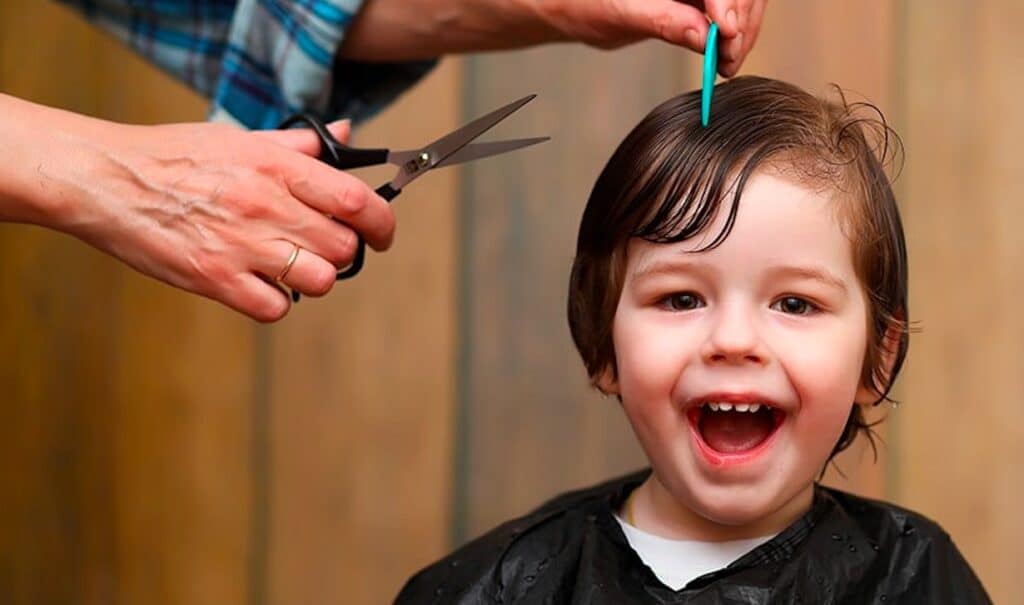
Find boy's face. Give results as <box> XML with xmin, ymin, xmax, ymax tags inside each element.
<box><xmin>604</xmin><ymin>170</ymin><xmax>876</xmax><ymax>537</ymax></box>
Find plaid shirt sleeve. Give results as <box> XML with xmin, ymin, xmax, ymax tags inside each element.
<box><xmin>56</xmin><ymin>0</ymin><xmax>436</xmax><ymax>129</ymax></box>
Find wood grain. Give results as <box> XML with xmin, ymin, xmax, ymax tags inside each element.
<box><xmin>0</xmin><ymin>3</ymin><xmax>249</xmax><ymax>605</ymax></box>
<box><xmin>263</xmin><ymin>60</ymin><xmax>461</xmax><ymax>604</ymax></box>
<box><xmin>897</xmin><ymin>2</ymin><xmax>1024</xmax><ymax>601</ymax></box>
<box><xmin>458</xmin><ymin>42</ymin><xmax>683</xmax><ymax>538</ymax></box>
<box><xmin>2</xmin><ymin>0</ymin><xmax>1020</xmax><ymax>602</ymax></box>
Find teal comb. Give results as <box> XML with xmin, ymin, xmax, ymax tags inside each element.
<box><xmin>701</xmin><ymin>22</ymin><xmax>719</xmax><ymax>128</ymax></box>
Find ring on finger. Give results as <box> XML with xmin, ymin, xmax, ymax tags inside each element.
<box><xmin>276</xmin><ymin>243</ymin><xmax>302</xmax><ymax>282</ymax></box>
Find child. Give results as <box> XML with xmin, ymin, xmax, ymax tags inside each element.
<box><xmin>394</xmin><ymin>76</ymin><xmax>991</xmax><ymax>604</ymax></box>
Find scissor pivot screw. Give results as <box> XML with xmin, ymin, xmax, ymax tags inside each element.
<box><xmin>417</xmin><ymin>152</ymin><xmax>431</xmax><ymax>167</ymax></box>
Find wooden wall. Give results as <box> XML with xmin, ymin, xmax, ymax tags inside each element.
<box><xmin>0</xmin><ymin>3</ymin><xmax>458</xmax><ymax>604</ymax></box>
<box><xmin>896</xmin><ymin>2</ymin><xmax>1024</xmax><ymax>600</ymax></box>
<box><xmin>1</xmin><ymin>1</ymin><xmax>1021</xmax><ymax>604</ymax></box>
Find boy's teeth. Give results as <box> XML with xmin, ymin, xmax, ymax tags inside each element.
<box><xmin>703</xmin><ymin>402</ymin><xmax>768</xmax><ymax>413</ymax></box>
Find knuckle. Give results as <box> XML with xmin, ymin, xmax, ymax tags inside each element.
<box><xmin>329</xmin><ymin>226</ymin><xmax>359</xmax><ymax>264</ymax></box>
<box><xmin>653</xmin><ymin>11</ymin><xmax>676</xmax><ymax>42</ymax></box>
<box><xmin>323</xmin><ymin>225</ymin><xmax>360</xmax><ymax>266</ymax></box>
<box><xmin>191</xmin><ymin>254</ymin><xmax>231</xmax><ymax>285</ymax></box>
<box><xmin>335</xmin><ymin>182</ymin><xmax>368</xmax><ymax>217</ymax></box>
<box><xmin>308</xmin><ymin>263</ymin><xmax>336</xmax><ymax>297</ymax></box>
<box><xmin>252</xmin><ymin>292</ymin><xmax>289</xmax><ymax>323</ymax></box>
<box><xmin>378</xmin><ymin>207</ymin><xmax>397</xmax><ymax>246</ymax></box>
<box><xmin>228</xmin><ymin>189</ymin><xmax>273</xmax><ymax>220</ymax></box>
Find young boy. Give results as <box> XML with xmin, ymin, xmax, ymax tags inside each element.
<box><xmin>394</xmin><ymin>76</ymin><xmax>991</xmax><ymax>604</ymax></box>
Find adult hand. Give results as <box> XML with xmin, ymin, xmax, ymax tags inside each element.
<box><xmin>340</xmin><ymin>0</ymin><xmax>766</xmax><ymax>76</ymax></box>
<box><xmin>0</xmin><ymin>94</ymin><xmax>395</xmax><ymax>322</ymax></box>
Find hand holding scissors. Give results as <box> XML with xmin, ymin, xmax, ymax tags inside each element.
<box><xmin>278</xmin><ymin>95</ymin><xmax>548</xmax><ymax>301</ymax></box>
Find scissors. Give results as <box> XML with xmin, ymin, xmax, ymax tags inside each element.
<box><xmin>278</xmin><ymin>94</ymin><xmax>548</xmax><ymax>301</ymax></box>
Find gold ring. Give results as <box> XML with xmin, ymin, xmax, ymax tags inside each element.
<box><xmin>276</xmin><ymin>243</ymin><xmax>301</xmax><ymax>282</ymax></box>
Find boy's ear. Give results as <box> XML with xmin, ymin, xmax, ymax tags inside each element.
<box><xmin>854</xmin><ymin>317</ymin><xmax>903</xmax><ymax>406</ymax></box>
<box><xmin>594</xmin><ymin>365</ymin><xmax>620</xmax><ymax>396</ymax></box>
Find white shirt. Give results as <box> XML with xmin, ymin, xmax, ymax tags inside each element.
<box><xmin>614</xmin><ymin>515</ymin><xmax>774</xmax><ymax>590</ymax></box>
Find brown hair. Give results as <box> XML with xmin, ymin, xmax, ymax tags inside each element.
<box><xmin>567</xmin><ymin>76</ymin><xmax>908</xmax><ymax>462</ymax></box>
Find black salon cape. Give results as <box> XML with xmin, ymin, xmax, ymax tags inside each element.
<box><xmin>394</xmin><ymin>470</ymin><xmax>990</xmax><ymax>604</ymax></box>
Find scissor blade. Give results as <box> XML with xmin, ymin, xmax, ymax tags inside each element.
<box><xmin>391</xmin><ymin>94</ymin><xmax>537</xmax><ymax>189</ymax></box>
<box><xmin>435</xmin><ymin>137</ymin><xmax>550</xmax><ymax>168</ymax></box>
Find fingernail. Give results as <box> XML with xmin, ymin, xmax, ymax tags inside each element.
<box><xmin>726</xmin><ymin>9</ymin><xmax>738</xmax><ymax>32</ymax></box>
<box><xmin>683</xmin><ymin>29</ymin><xmax>701</xmax><ymax>49</ymax></box>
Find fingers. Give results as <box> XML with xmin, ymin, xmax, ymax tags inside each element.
<box><xmin>252</xmin><ymin>122</ymin><xmax>395</xmax><ymax>252</ymax></box>
<box><xmin>742</xmin><ymin>0</ymin><xmax>767</xmax><ymax>61</ymax></box>
<box><xmin>706</xmin><ymin>0</ymin><xmax>765</xmax><ymax>76</ymax></box>
<box><xmin>219</xmin><ymin>272</ymin><xmax>292</xmax><ymax>323</ymax></box>
<box><xmin>255</xmin><ymin>119</ymin><xmax>352</xmax><ymax>155</ymax></box>
<box><xmin>620</xmin><ymin>0</ymin><xmax>762</xmax><ymax>73</ymax></box>
<box><xmin>284</xmin><ymin>158</ymin><xmax>396</xmax><ymax>252</ymax></box>
<box><xmin>214</xmin><ymin>239</ymin><xmax>344</xmax><ymax>323</ymax></box>
<box><xmin>616</xmin><ymin>1</ymin><xmax>711</xmax><ymax>53</ymax></box>
<box><xmin>254</xmin><ymin>239</ymin><xmax>341</xmax><ymax>298</ymax></box>
<box><xmin>703</xmin><ymin>0</ymin><xmax>739</xmax><ymax>38</ymax></box>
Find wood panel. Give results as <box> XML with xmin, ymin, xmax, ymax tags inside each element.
<box><xmin>2</xmin><ymin>3</ymin><xmax>459</xmax><ymax>605</ymax></box>
<box><xmin>897</xmin><ymin>2</ymin><xmax>1024</xmax><ymax>602</ymax></box>
<box><xmin>1</xmin><ymin>3</ymin><xmax>253</xmax><ymax>605</ymax></box>
<box><xmin>0</xmin><ymin>227</ymin><xmax>122</xmax><ymax>604</ymax></box>
<box><xmin>263</xmin><ymin>60</ymin><xmax>461</xmax><ymax>604</ymax></box>
<box><xmin>3</xmin><ymin>1</ymin><xmax>1020</xmax><ymax>603</ymax></box>
<box><xmin>458</xmin><ymin>42</ymin><xmax>683</xmax><ymax>538</ymax></box>
<box><xmin>1</xmin><ymin>3</ymin><xmax>460</xmax><ymax>605</ymax></box>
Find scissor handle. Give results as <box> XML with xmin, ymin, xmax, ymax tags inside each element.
<box><xmin>277</xmin><ymin>113</ymin><xmax>390</xmax><ymax>170</ymax></box>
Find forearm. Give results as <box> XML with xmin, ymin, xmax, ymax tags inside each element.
<box><xmin>338</xmin><ymin>0</ymin><xmax>554</xmax><ymax>61</ymax></box>
<box><xmin>337</xmin><ymin>0</ymin><xmax>763</xmax><ymax>77</ymax></box>
<box><xmin>0</xmin><ymin>94</ymin><xmax>108</xmax><ymax>232</ymax></box>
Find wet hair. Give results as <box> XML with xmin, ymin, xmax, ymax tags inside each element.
<box><xmin>567</xmin><ymin>76</ymin><xmax>908</xmax><ymax>462</ymax></box>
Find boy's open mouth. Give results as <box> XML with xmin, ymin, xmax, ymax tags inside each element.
<box><xmin>686</xmin><ymin>402</ymin><xmax>786</xmax><ymax>454</ymax></box>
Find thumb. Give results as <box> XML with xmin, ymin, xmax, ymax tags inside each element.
<box><xmin>617</xmin><ymin>1</ymin><xmax>710</xmax><ymax>53</ymax></box>
<box><xmin>253</xmin><ymin>119</ymin><xmax>352</xmax><ymax>156</ymax></box>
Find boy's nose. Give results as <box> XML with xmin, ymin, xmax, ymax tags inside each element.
<box><xmin>701</xmin><ymin>304</ymin><xmax>767</xmax><ymax>366</ymax></box>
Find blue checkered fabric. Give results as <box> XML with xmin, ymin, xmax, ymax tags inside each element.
<box><xmin>57</xmin><ymin>0</ymin><xmax>436</xmax><ymax>128</ymax></box>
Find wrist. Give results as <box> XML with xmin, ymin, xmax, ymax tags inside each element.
<box><xmin>0</xmin><ymin>94</ymin><xmax>115</xmax><ymax>235</ymax></box>
<box><xmin>0</xmin><ymin>95</ymin><xmax>80</xmax><ymax>229</ymax></box>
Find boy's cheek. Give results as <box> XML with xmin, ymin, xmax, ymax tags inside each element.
<box><xmin>782</xmin><ymin>347</ymin><xmax>864</xmax><ymax>415</ymax></box>
<box><xmin>615</xmin><ymin>331</ymin><xmax>693</xmax><ymax>396</ymax></box>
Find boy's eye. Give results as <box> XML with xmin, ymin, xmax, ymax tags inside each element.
<box><xmin>772</xmin><ymin>296</ymin><xmax>816</xmax><ymax>315</ymax></box>
<box><xmin>662</xmin><ymin>292</ymin><xmax>705</xmax><ymax>311</ymax></box>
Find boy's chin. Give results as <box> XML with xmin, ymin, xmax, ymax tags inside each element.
<box><xmin>679</xmin><ymin>482</ymin><xmax>814</xmax><ymax>538</ymax></box>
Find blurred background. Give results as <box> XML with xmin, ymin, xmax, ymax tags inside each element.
<box><xmin>1</xmin><ymin>1</ymin><xmax>1021</xmax><ymax>603</ymax></box>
